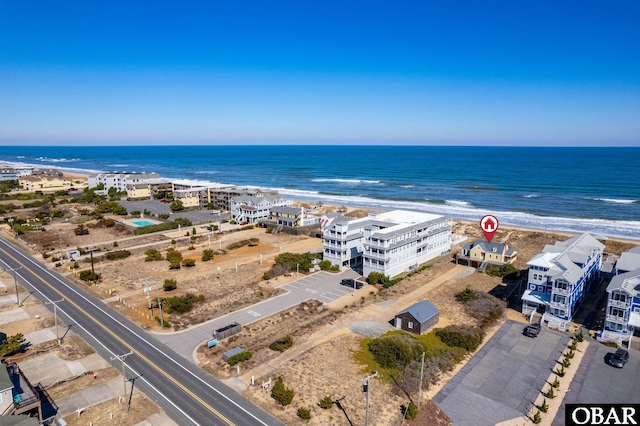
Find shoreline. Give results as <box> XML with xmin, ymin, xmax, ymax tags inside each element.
<box><xmin>3</xmin><ymin>161</ymin><xmax>640</xmax><ymax>244</ymax></box>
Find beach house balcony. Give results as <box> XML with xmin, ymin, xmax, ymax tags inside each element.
<box><xmin>606</xmin><ymin>314</ymin><xmax>628</xmax><ymax>324</ymax></box>
<box><xmin>552</xmin><ymin>287</ymin><xmax>570</xmax><ymax>296</ymax></box>
<box><xmin>607</xmin><ymin>298</ymin><xmax>631</xmax><ymax>309</ymax></box>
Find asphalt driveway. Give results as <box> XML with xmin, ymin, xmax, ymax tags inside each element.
<box><xmin>553</xmin><ymin>343</ymin><xmax>640</xmax><ymax>425</ymax></box>
<box><xmin>433</xmin><ymin>320</ymin><xmax>569</xmax><ymax>426</ymax></box>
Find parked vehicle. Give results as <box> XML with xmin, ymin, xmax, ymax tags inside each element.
<box><xmin>523</xmin><ymin>323</ymin><xmax>542</xmax><ymax>338</ymax></box>
<box><xmin>340</xmin><ymin>278</ymin><xmax>363</xmax><ymax>289</ymax></box>
<box><xmin>607</xmin><ymin>348</ymin><xmax>629</xmax><ymax>368</ymax></box>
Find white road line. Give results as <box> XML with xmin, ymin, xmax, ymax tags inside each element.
<box><xmin>0</xmin><ymin>239</ymin><xmax>272</xmax><ymax>426</ymax></box>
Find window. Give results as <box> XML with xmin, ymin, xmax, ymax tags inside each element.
<box><xmin>612</xmin><ymin>293</ymin><xmax>627</xmax><ymax>303</ymax></box>
<box><xmin>408</xmin><ymin>322</ymin><xmax>413</xmax><ymax>329</ymax></box>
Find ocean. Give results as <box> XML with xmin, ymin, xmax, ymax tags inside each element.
<box><xmin>1</xmin><ymin>145</ymin><xmax>639</xmax><ymax>240</ymax></box>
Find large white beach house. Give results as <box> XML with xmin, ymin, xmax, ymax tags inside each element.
<box><xmin>521</xmin><ymin>233</ymin><xmax>604</xmax><ymax>330</ymax></box>
<box><xmin>322</xmin><ymin>210</ymin><xmax>451</xmax><ymax>278</ymax></box>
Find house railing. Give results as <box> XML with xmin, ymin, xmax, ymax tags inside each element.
<box><xmin>553</xmin><ymin>287</ymin><xmax>570</xmax><ymax>296</ymax></box>
<box><xmin>608</xmin><ymin>299</ymin><xmax>631</xmax><ymax>309</ymax></box>
<box><xmin>606</xmin><ymin>314</ymin><xmax>628</xmax><ymax>324</ymax></box>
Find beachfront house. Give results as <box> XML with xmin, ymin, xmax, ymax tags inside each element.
<box><xmin>18</xmin><ymin>175</ymin><xmax>73</xmax><ymax>192</ymax></box>
<box><xmin>394</xmin><ymin>300</ymin><xmax>439</xmax><ymax>335</ymax></box>
<box><xmin>230</xmin><ymin>193</ymin><xmax>292</xmax><ymax>225</ymax></box>
<box><xmin>269</xmin><ymin>206</ymin><xmax>320</xmax><ymax>227</ymax></box>
<box><xmin>0</xmin><ymin>168</ymin><xmax>19</xmax><ymax>181</ymax></box>
<box><xmin>599</xmin><ymin>247</ymin><xmax>640</xmax><ymax>346</ymax></box>
<box><xmin>521</xmin><ymin>233</ymin><xmax>604</xmax><ymax>330</ymax></box>
<box><xmin>322</xmin><ymin>210</ymin><xmax>452</xmax><ymax>278</ymax></box>
<box><xmin>89</xmin><ymin>172</ymin><xmax>161</xmax><ymax>193</ymax></box>
<box><xmin>456</xmin><ymin>239</ymin><xmax>517</xmax><ymax>269</ymax></box>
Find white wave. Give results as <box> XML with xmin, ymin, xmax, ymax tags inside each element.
<box><xmin>107</xmin><ymin>164</ymin><xmax>130</xmax><ymax>168</ymax></box>
<box><xmin>523</xmin><ymin>194</ymin><xmax>539</xmax><ymax>198</ymax></box>
<box><xmin>400</xmin><ymin>185</ymin><xmax>414</xmax><ymax>188</ymax></box>
<box><xmin>590</xmin><ymin>198</ymin><xmax>637</xmax><ymax>204</ymax></box>
<box><xmin>445</xmin><ymin>200</ymin><xmax>473</xmax><ymax>207</ymax></box>
<box><xmin>276</xmin><ymin>190</ymin><xmax>640</xmax><ymax>240</ymax></box>
<box><xmin>194</xmin><ymin>171</ymin><xmax>218</xmax><ymax>175</ymax></box>
<box><xmin>311</xmin><ymin>178</ymin><xmax>381</xmax><ymax>185</ymax></box>
<box><xmin>36</xmin><ymin>156</ymin><xmax>80</xmax><ymax>163</ymax></box>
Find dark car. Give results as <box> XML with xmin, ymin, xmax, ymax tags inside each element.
<box><xmin>523</xmin><ymin>323</ymin><xmax>542</xmax><ymax>338</ymax></box>
<box><xmin>607</xmin><ymin>348</ymin><xmax>629</xmax><ymax>368</ymax></box>
<box><xmin>340</xmin><ymin>278</ymin><xmax>363</xmax><ymax>289</ymax></box>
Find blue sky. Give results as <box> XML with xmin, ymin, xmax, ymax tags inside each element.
<box><xmin>1</xmin><ymin>1</ymin><xmax>639</xmax><ymax>146</ymax></box>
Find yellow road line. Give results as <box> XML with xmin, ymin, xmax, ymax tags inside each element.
<box><xmin>1</xmin><ymin>246</ymin><xmax>235</xmax><ymax>426</ymax></box>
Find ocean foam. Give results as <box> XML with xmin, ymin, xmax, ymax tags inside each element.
<box><xmin>311</xmin><ymin>178</ymin><xmax>381</xmax><ymax>185</ymax></box>
<box><xmin>590</xmin><ymin>198</ymin><xmax>637</xmax><ymax>204</ymax></box>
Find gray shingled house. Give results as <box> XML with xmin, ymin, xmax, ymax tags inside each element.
<box><xmin>394</xmin><ymin>300</ymin><xmax>439</xmax><ymax>335</ymax></box>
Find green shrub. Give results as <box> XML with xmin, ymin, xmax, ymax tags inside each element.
<box><xmin>436</xmin><ymin>325</ymin><xmax>485</xmax><ymax>352</ymax></box>
<box><xmin>404</xmin><ymin>401</ymin><xmax>418</xmax><ymax>420</ymax></box>
<box><xmin>202</xmin><ymin>249</ymin><xmax>214</xmax><ymax>262</ymax></box>
<box><xmin>297</xmin><ymin>407</ymin><xmax>311</xmax><ymax>420</ymax></box>
<box><xmin>540</xmin><ymin>398</ymin><xmax>549</xmax><ymax>413</ymax></box>
<box><xmin>551</xmin><ymin>377</ymin><xmax>560</xmax><ymax>388</ymax></box>
<box><xmin>183</xmin><ymin>258</ymin><xmax>196</xmax><ymax>267</ymax></box>
<box><xmin>74</xmin><ymin>224</ymin><xmax>90</xmax><ymax>235</ymax></box>
<box><xmin>455</xmin><ymin>286</ymin><xmax>478</xmax><ymax>303</ymax></box>
<box><xmin>556</xmin><ymin>365</ymin><xmax>566</xmax><ymax>377</ymax></box>
<box><xmin>367</xmin><ymin>333</ymin><xmax>424</xmax><ymax>369</ymax></box>
<box><xmin>486</xmin><ymin>263</ymin><xmax>520</xmax><ymax>279</ymax></box>
<box><xmin>318</xmin><ymin>396</ymin><xmax>333</xmax><ymax>409</ymax></box>
<box><xmin>262</xmin><ymin>272</ymin><xmax>272</xmax><ymax>280</ymax></box>
<box><xmin>0</xmin><ymin>333</ymin><xmax>25</xmax><ymax>356</ymax></box>
<box><xmin>158</xmin><ymin>213</ymin><xmax>170</xmax><ymax>220</ymax></box>
<box><xmin>569</xmin><ymin>340</ymin><xmax>578</xmax><ymax>351</ymax></box>
<box><xmin>547</xmin><ymin>386</ymin><xmax>555</xmax><ymax>399</ymax></box>
<box><xmin>154</xmin><ymin>315</ymin><xmax>170</xmax><ymax>328</ymax></box>
<box><xmin>565</xmin><ymin>349</ymin><xmax>575</xmax><ymax>359</ymax></box>
<box><xmin>227</xmin><ymin>351</ymin><xmax>253</xmax><ymax>366</ymax></box>
<box><xmin>79</xmin><ymin>270</ymin><xmax>101</xmax><ymax>282</ymax></box>
<box><xmin>269</xmin><ymin>336</ymin><xmax>294</xmax><ymax>352</ymax></box>
<box><xmin>133</xmin><ymin>221</ymin><xmax>179</xmax><ymax>235</ymax></box>
<box><xmin>162</xmin><ymin>293</ymin><xmax>205</xmax><ymax>314</ymax></box>
<box><xmin>575</xmin><ymin>329</ymin><xmax>585</xmax><ymax>342</ymax></box>
<box><xmin>465</xmin><ymin>292</ymin><xmax>505</xmax><ymax>328</ymax></box>
<box><xmin>166</xmin><ymin>248</ymin><xmax>183</xmax><ymax>269</ymax></box>
<box><xmin>163</xmin><ymin>278</ymin><xmax>177</xmax><ymax>291</ymax></box>
<box><xmin>533</xmin><ymin>410</ymin><xmax>542</xmax><ymax>424</ymax></box>
<box><xmin>271</xmin><ymin>377</ymin><xmax>295</xmax><ymax>406</ymax></box>
<box><xmin>145</xmin><ymin>248</ymin><xmax>163</xmax><ymax>262</ymax></box>
<box><xmin>561</xmin><ymin>358</ymin><xmax>571</xmax><ymax>368</ymax></box>
<box><xmin>105</xmin><ymin>250</ymin><xmax>131</xmax><ymax>261</ymax></box>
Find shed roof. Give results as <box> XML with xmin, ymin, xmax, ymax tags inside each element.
<box><xmin>396</xmin><ymin>300</ymin><xmax>439</xmax><ymax>324</ymax></box>
<box><xmin>0</xmin><ymin>364</ymin><xmax>12</xmax><ymax>392</ymax></box>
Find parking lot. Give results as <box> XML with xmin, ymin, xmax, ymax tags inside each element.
<box><xmin>433</xmin><ymin>320</ymin><xmax>569</xmax><ymax>426</ymax></box>
<box><xmin>553</xmin><ymin>343</ymin><xmax>640</xmax><ymax>426</ymax></box>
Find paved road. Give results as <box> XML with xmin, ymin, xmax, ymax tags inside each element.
<box><xmin>156</xmin><ymin>270</ymin><xmax>362</xmax><ymax>359</ymax></box>
<box><xmin>553</xmin><ymin>343</ymin><xmax>640</xmax><ymax>425</ymax></box>
<box><xmin>0</xmin><ymin>237</ymin><xmax>283</xmax><ymax>426</ymax></box>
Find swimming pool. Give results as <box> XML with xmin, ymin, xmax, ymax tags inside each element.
<box><xmin>131</xmin><ymin>220</ymin><xmax>156</xmax><ymax>227</ymax></box>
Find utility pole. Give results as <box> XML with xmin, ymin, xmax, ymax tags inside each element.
<box><xmin>141</xmin><ymin>278</ymin><xmax>154</xmax><ymax>316</ymax></box>
<box><xmin>45</xmin><ymin>298</ymin><xmax>64</xmax><ymax>345</ymax></box>
<box><xmin>363</xmin><ymin>371</ymin><xmax>379</xmax><ymax>426</ymax></box>
<box><xmin>55</xmin><ymin>230</ymin><xmax>65</xmax><ymax>260</ymax></box>
<box><xmin>296</xmin><ymin>263</ymin><xmax>299</xmax><ymax>276</ymax></box>
<box><xmin>155</xmin><ymin>285</ymin><xmax>164</xmax><ymax>327</ymax></box>
<box><xmin>2</xmin><ymin>266</ymin><xmax>23</xmax><ymax>306</ymax></box>
<box><xmin>418</xmin><ymin>352</ymin><xmax>425</xmax><ymax>409</ymax></box>
<box><xmin>87</xmin><ymin>247</ymin><xmax>97</xmax><ymax>275</ymax></box>
<box><xmin>111</xmin><ymin>351</ymin><xmax>133</xmax><ymax>412</ymax></box>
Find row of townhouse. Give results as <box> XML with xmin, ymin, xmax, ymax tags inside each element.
<box><xmin>18</xmin><ymin>175</ymin><xmax>75</xmax><ymax>192</ymax></box>
<box><xmin>521</xmin><ymin>233</ymin><xmax>604</xmax><ymax>330</ymax></box>
<box><xmin>89</xmin><ymin>172</ymin><xmax>163</xmax><ymax>194</ymax></box>
<box><xmin>0</xmin><ymin>166</ymin><xmax>34</xmax><ymax>181</ymax></box>
<box><xmin>322</xmin><ymin>210</ymin><xmax>452</xmax><ymax>278</ymax></box>
<box><xmin>600</xmin><ymin>246</ymin><xmax>640</xmax><ymax>346</ymax></box>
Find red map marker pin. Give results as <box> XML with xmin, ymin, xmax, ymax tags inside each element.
<box><xmin>480</xmin><ymin>215</ymin><xmax>499</xmax><ymax>243</ymax></box>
